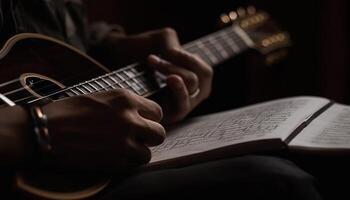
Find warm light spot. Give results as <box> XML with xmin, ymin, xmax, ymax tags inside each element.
<box><xmin>237</xmin><ymin>7</ymin><xmax>246</xmax><ymax>17</ymax></box>
<box><xmin>262</xmin><ymin>39</ymin><xmax>271</xmax><ymax>47</ymax></box>
<box><xmin>247</xmin><ymin>6</ymin><xmax>256</xmax><ymax>15</ymax></box>
<box><xmin>229</xmin><ymin>11</ymin><xmax>238</xmax><ymax>20</ymax></box>
<box><xmin>220</xmin><ymin>14</ymin><xmax>230</xmax><ymax>24</ymax></box>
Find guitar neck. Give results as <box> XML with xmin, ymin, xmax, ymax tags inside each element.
<box><xmin>64</xmin><ymin>25</ymin><xmax>254</xmax><ymax>98</ymax></box>
<box><xmin>183</xmin><ymin>25</ymin><xmax>254</xmax><ymax>66</ymax></box>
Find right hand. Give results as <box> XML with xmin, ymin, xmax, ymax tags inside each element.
<box><xmin>42</xmin><ymin>89</ymin><xmax>165</xmax><ymax>171</ymax></box>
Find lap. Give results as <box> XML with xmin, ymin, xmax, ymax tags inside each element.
<box><xmin>100</xmin><ymin>155</ymin><xmax>322</xmax><ymax>200</ymax></box>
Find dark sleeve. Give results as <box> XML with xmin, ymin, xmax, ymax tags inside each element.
<box><xmin>88</xmin><ymin>21</ymin><xmax>125</xmax><ymax>47</ymax></box>
<box><xmin>66</xmin><ymin>0</ymin><xmax>126</xmax><ymax>52</ymax></box>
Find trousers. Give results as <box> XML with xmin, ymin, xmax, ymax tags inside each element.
<box><xmin>99</xmin><ymin>155</ymin><xmax>323</xmax><ymax>200</ymax></box>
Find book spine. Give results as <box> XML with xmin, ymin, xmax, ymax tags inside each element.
<box><xmin>285</xmin><ymin>101</ymin><xmax>335</xmax><ymax>144</ymax></box>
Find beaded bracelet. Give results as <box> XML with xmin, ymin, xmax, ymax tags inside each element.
<box><xmin>28</xmin><ymin>105</ymin><xmax>52</xmax><ymax>155</ymax></box>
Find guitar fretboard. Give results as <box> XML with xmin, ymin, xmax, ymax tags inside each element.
<box><xmin>65</xmin><ymin>25</ymin><xmax>254</xmax><ymax>98</ymax></box>
<box><xmin>183</xmin><ymin>25</ymin><xmax>253</xmax><ymax>66</ymax></box>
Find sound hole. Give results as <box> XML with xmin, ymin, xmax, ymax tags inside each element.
<box><xmin>25</xmin><ymin>77</ymin><xmax>66</xmax><ymax>100</ymax></box>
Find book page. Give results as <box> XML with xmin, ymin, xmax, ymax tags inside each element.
<box><xmin>150</xmin><ymin>96</ymin><xmax>329</xmax><ymax>163</ymax></box>
<box><xmin>290</xmin><ymin>104</ymin><xmax>350</xmax><ymax>149</ymax></box>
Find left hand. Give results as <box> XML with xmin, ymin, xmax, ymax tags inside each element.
<box><xmin>104</xmin><ymin>28</ymin><xmax>213</xmax><ymax>125</ymax></box>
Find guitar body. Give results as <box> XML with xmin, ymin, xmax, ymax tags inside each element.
<box><xmin>0</xmin><ymin>34</ymin><xmax>112</xmax><ymax>199</ymax></box>
<box><xmin>0</xmin><ymin>33</ymin><xmax>110</xmax><ymax>104</ymax></box>
<box><xmin>0</xmin><ymin>7</ymin><xmax>291</xmax><ymax>200</ymax></box>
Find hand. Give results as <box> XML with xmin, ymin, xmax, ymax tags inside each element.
<box><xmin>42</xmin><ymin>89</ymin><xmax>165</xmax><ymax>171</ymax></box>
<box><xmin>105</xmin><ymin>28</ymin><xmax>213</xmax><ymax>124</ymax></box>
<box><xmin>147</xmin><ymin>48</ymin><xmax>213</xmax><ymax>124</ymax></box>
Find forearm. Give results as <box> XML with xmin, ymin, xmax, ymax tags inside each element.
<box><xmin>0</xmin><ymin>106</ymin><xmax>34</xmax><ymax>167</ymax></box>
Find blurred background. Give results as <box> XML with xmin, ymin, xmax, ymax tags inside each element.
<box><xmin>86</xmin><ymin>0</ymin><xmax>349</xmax><ymax>115</ymax></box>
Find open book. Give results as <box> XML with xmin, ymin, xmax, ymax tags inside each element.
<box><xmin>148</xmin><ymin>96</ymin><xmax>350</xmax><ymax>168</ymax></box>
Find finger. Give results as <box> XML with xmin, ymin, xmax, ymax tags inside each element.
<box><xmin>135</xmin><ymin>97</ymin><xmax>163</xmax><ymax>122</ymax></box>
<box><xmin>165</xmin><ymin>49</ymin><xmax>213</xmax><ymax>99</ymax></box>
<box><xmin>165</xmin><ymin>48</ymin><xmax>213</xmax><ymax>81</ymax></box>
<box><xmin>148</xmin><ymin>54</ymin><xmax>199</xmax><ymax>94</ymax></box>
<box><xmin>165</xmin><ymin>75</ymin><xmax>191</xmax><ymax>123</ymax></box>
<box><xmin>153</xmin><ymin>28</ymin><xmax>181</xmax><ymax>51</ymax></box>
<box><xmin>133</xmin><ymin>115</ymin><xmax>166</xmax><ymax>147</ymax></box>
<box><xmin>125</xmin><ymin>137</ymin><xmax>152</xmax><ymax>165</ymax></box>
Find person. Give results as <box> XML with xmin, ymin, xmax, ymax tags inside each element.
<box><xmin>0</xmin><ymin>0</ymin><xmax>323</xmax><ymax>199</ymax></box>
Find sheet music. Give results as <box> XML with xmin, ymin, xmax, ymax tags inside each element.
<box><xmin>150</xmin><ymin>96</ymin><xmax>329</xmax><ymax>163</ymax></box>
<box><xmin>290</xmin><ymin>104</ymin><xmax>350</xmax><ymax>149</ymax></box>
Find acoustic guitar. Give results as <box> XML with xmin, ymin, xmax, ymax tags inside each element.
<box><xmin>0</xmin><ymin>6</ymin><xmax>290</xmax><ymax>200</ymax></box>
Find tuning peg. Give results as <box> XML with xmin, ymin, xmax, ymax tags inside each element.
<box><xmin>265</xmin><ymin>50</ymin><xmax>288</xmax><ymax>65</ymax></box>
<box><xmin>228</xmin><ymin>11</ymin><xmax>238</xmax><ymax>21</ymax></box>
<box><xmin>261</xmin><ymin>33</ymin><xmax>287</xmax><ymax>48</ymax></box>
<box><xmin>220</xmin><ymin>13</ymin><xmax>231</xmax><ymax>24</ymax></box>
<box><xmin>237</xmin><ymin>7</ymin><xmax>246</xmax><ymax>17</ymax></box>
<box><xmin>247</xmin><ymin>6</ymin><xmax>256</xmax><ymax>15</ymax></box>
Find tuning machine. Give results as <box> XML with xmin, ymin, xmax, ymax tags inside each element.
<box><xmin>219</xmin><ymin>6</ymin><xmax>258</xmax><ymax>25</ymax></box>
<box><xmin>265</xmin><ymin>49</ymin><xmax>289</xmax><ymax>66</ymax></box>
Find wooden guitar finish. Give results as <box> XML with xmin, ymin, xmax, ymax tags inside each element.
<box><xmin>0</xmin><ymin>7</ymin><xmax>291</xmax><ymax>199</ymax></box>
<box><xmin>0</xmin><ymin>33</ymin><xmax>112</xmax><ymax>200</ymax></box>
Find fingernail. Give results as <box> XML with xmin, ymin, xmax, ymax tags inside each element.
<box><xmin>148</xmin><ymin>54</ymin><xmax>160</xmax><ymax>64</ymax></box>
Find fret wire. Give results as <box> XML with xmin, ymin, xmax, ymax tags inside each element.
<box><xmin>187</xmin><ymin>30</ymin><xmax>245</xmax><ymax>54</ymax></box>
<box><xmin>67</xmin><ymin>28</ymin><xmax>245</xmax><ymax>96</ymax></box>
<box><xmin>75</xmin><ymin>86</ymin><xmax>87</xmax><ymax>94</ymax></box>
<box><xmin>96</xmin><ymin>79</ymin><xmax>109</xmax><ymax>90</ymax></box>
<box><xmin>209</xmin><ymin>37</ymin><xmax>229</xmax><ymax>59</ymax></box>
<box><xmin>82</xmin><ymin>63</ymin><xmax>138</xmax><ymax>90</ymax></box>
<box><xmin>28</xmin><ymin>27</ymin><xmax>253</xmax><ymax>105</ymax></box>
<box><xmin>217</xmin><ymin>32</ymin><xmax>239</xmax><ymax>55</ymax></box>
<box><xmin>123</xmin><ymin>69</ymin><xmax>135</xmax><ymax>79</ymax></box>
<box><xmin>207</xmin><ymin>37</ymin><xmax>225</xmax><ymax>61</ymax></box>
<box><xmin>87</xmin><ymin>82</ymin><xmax>99</xmax><ymax>90</ymax></box>
<box><xmin>183</xmin><ymin>28</ymin><xmax>229</xmax><ymax>50</ymax></box>
<box><xmin>229</xmin><ymin>30</ymin><xmax>250</xmax><ymax>50</ymax></box>
<box><xmin>115</xmin><ymin>73</ymin><xmax>129</xmax><ymax>88</ymax></box>
<box><xmin>196</xmin><ymin>41</ymin><xmax>218</xmax><ymax>65</ymax></box>
<box><xmin>81</xmin><ymin>84</ymin><xmax>94</xmax><ymax>93</ymax></box>
<box><xmin>185</xmin><ymin>30</ymin><xmax>249</xmax><ymax>65</ymax></box>
<box><xmin>97</xmin><ymin>72</ymin><xmax>149</xmax><ymax>95</ymax></box>
<box><xmin>92</xmin><ymin>79</ymin><xmax>106</xmax><ymax>90</ymax></box>
<box><xmin>103</xmin><ymin>76</ymin><xmax>119</xmax><ymax>89</ymax></box>
<box><xmin>122</xmin><ymin>77</ymin><xmax>138</xmax><ymax>94</ymax></box>
<box><xmin>133</xmin><ymin>77</ymin><xmax>147</xmax><ymax>94</ymax></box>
<box><xmin>196</xmin><ymin>52</ymin><xmax>212</xmax><ymax>65</ymax></box>
<box><xmin>213</xmin><ymin>31</ymin><xmax>240</xmax><ymax>57</ymax></box>
<box><xmin>69</xmin><ymin>88</ymin><xmax>80</xmax><ymax>95</ymax></box>
<box><xmin>101</xmin><ymin>77</ymin><xmax>117</xmax><ymax>89</ymax></box>
<box><xmin>183</xmin><ymin>25</ymin><xmax>243</xmax><ymax>50</ymax></box>
<box><xmin>66</xmin><ymin>91</ymin><xmax>75</xmax><ymax>97</ymax></box>
<box><xmin>183</xmin><ymin>26</ymin><xmax>233</xmax><ymax>49</ymax></box>
<box><xmin>211</xmin><ymin>31</ymin><xmax>241</xmax><ymax>56</ymax></box>
<box><xmin>68</xmin><ymin>71</ymin><xmax>149</xmax><ymax>97</ymax></box>
<box><xmin>108</xmin><ymin>74</ymin><xmax>124</xmax><ymax>88</ymax></box>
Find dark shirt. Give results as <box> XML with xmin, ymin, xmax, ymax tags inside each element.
<box><xmin>0</xmin><ymin>0</ymin><xmax>120</xmax><ymax>52</ymax></box>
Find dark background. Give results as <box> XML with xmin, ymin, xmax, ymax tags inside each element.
<box><xmin>86</xmin><ymin>0</ymin><xmax>349</xmax><ymax>115</ymax></box>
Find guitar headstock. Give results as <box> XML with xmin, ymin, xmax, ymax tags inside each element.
<box><xmin>219</xmin><ymin>6</ymin><xmax>291</xmax><ymax>65</ymax></box>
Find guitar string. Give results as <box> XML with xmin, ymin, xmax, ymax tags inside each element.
<box><xmin>20</xmin><ymin>34</ymin><xmax>239</xmax><ymax>104</ymax></box>
<box><xmin>0</xmin><ymin>61</ymin><xmax>139</xmax><ymax>97</ymax></box>
<box><xmin>4</xmin><ymin>34</ymin><xmax>242</xmax><ymax>104</ymax></box>
<box><xmin>0</xmin><ymin>78</ymin><xmax>20</xmax><ymax>88</ymax></box>
<box><xmin>23</xmin><ymin>71</ymin><xmax>152</xmax><ymax>105</ymax></box>
<box><xmin>183</xmin><ymin>25</ymin><xmax>238</xmax><ymax>49</ymax></box>
<box><xmin>12</xmin><ymin>65</ymin><xmax>146</xmax><ymax>104</ymax></box>
<box><xmin>0</xmin><ymin>24</ymin><xmax>240</xmax><ymax>91</ymax></box>
<box><xmin>2</xmin><ymin>27</ymin><xmax>245</xmax><ymax>103</ymax></box>
<box><xmin>13</xmin><ymin>71</ymin><xmax>146</xmax><ymax>104</ymax></box>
